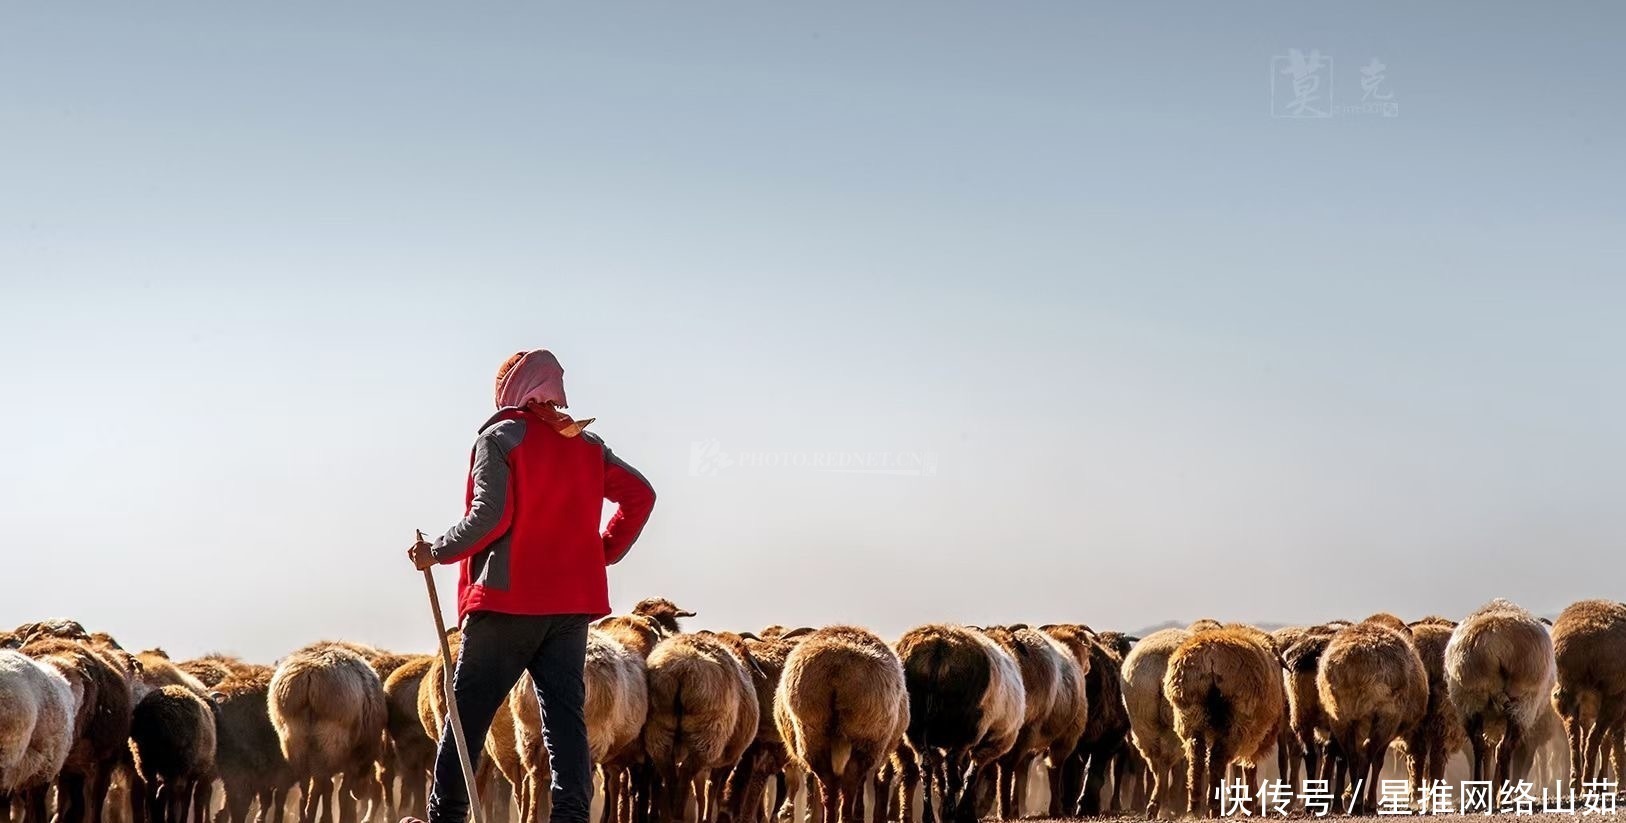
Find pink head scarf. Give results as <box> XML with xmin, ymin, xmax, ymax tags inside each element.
<box><xmin>494</xmin><ymin>349</ymin><xmax>593</xmax><ymax>436</ymax></box>
<box><xmin>496</xmin><ymin>349</ymin><xmax>569</xmax><ymax>409</ymax></box>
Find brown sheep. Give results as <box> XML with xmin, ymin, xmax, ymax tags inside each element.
<box><xmin>134</xmin><ymin>650</ymin><xmax>211</xmax><ymax>703</ymax></box>
<box><xmin>1164</xmin><ymin>624</ymin><xmax>1285</xmax><ymax>817</ymax></box>
<box><xmin>1315</xmin><ymin>616</ymin><xmax>1428</xmax><ymax>815</ymax></box>
<box><xmin>128</xmin><ymin>685</ymin><xmax>217</xmax><ymax>823</ymax></box>
<box><xmin>893</xmin><ymin>624</ymin><xmax>1023</xmax><ymax>823</ymax></box>
<box><xmin>1035</xmin><ymin>625</ymin><xmax>1098</xmax><ymax>817</ymax></box>
<box><xmin>1031</xmin><ymin>630</ymin><xmax>1089</xmax><ymax>818</ymax></box>
<box><xmin>18</xmin><ymin>636</ymin><xmax>134</xmax><ymax>823</ymax></box>
<box><xmin>591</xmin><ymin>614</ymin><xmax>664</xmax><ymax>823</ymax></box>
<box><xmin>1058</xmin><ymin>626</ymin><xmax>1135</xmax><ymax>817</ymax></box>
<box><xmin>1267</xmin><ymin>628</ymin><xmax>1308</xmax><ymax>791</ymax></box>
<box><xmin>383</xmin><ymin>656</ymin><xmax>436</xmax><ymax>822</ymax></box>
<box><xmin>720</xmin><ymin>632</ymin><xmax>801</xmax><ymax>823</ymax></box>
<box><xmin>631</xmin><ymin>598</ymin><xmax>696</xmax><ymax>637</ymax></box>
<box><xmin>643</xmin><ymin>632</ymin><xmax>757</xmax><ymax>823</ymax></box>
<box><xmin>212</xmin><ymin>665</ymin><xmax>295</xmax><ymax>823</ymax></box>
<box><xmin>774</xmin><ymin>627</ymin><xmax>908</xmax><ymax>823</ymax></box>
<box><xmin>269</xmin><ymin>643</ymin><xmax>388</xmax><ymax>823</ymax></box>
<box><xmin>976</xmin><ymin>625</ymin><xmax>1069</xmax><ymax>819</ymax></box>
<box><xmin>595</xmin><ymin>614</ymin><xmax>666</xmax><ymax>659</ymax></box>
<box><xmin>1404</xmin><ymin>618</ymin><xmax>1465</xmax><ymax>808</ymax></box>
<box><xmin>693</xmin><ymin>631</ymin><xmax>770</xmax><ymax>823</ymax></box>
<box><xmin>1444</xmin><ymin>599</ymin><xmax>1556</xmax><ymax>789</ymax></box>
<box><xmin>1281</xmin><ymin>626</ymin><xmax>1338</xmax><ymax>792</ymax></box>
<box><xmin>1121</xmin><ymin>628</ymin><xmax>1189</xmax><ymax>819</ymax></box>
<box><xmin>1550</xmin><ymin>599</ymin><xmax>1626</xmax><ymax>792</ymax></box>
<box><xmin>176</xmin><ymin>659</ymin><xmax>239</xmax><ymax>689</ymax></box>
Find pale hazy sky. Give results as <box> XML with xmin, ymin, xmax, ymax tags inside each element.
<box><xmin>2</xmin><ymin>3</ymin><xmax>1622</xmax><ymax>662</ymax></box>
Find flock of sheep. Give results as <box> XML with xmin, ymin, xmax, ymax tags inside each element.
<box><xmin>1</xmin><ymin>597</ymin><xmax>1623</xmax><ymax>823</ymax></box>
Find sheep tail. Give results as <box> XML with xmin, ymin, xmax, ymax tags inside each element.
<box><xmin>1203</xmin><ymin>683</ymin><xmax>1230</xmax><ymax>737</ymax></box>
<box><xmin>829</xmin><ymin>688</ymin><xmax>851</xmax><ymax>777</ymax></box>
<box><xmin>919</xmin><ymin>640</ymin><xmax>943</xmax><ymax>755</ymax></box>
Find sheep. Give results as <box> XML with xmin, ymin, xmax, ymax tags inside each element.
<box><xmin>643</xmin><ymin>631</ymin><xmax>758</xmax><ymax>823</ymax></box>
<box><xmin>128</xmin><ymin>685</ymin><xmax>217</xmax><ymax>823</ymax></box>
<box><xmin>1403</xmin><ymin>618</ymin><xmax>1465</xmax><ymax>808</ymax></box>
<box><xmin>718</xmin><ymin>632</ymin><xmax>800</xmax><ymax>823</ymax></box>
<box><xmin>1120</xmin><ymin>628</ymin><xmax>1189</xmax><ymax>819</ymax></box>
<box><xmin>774</xmin><ymin>627</ymin><xmax>908</xmax><ymax>823</ymax></box>
<box><xmin>1054</xmin><ymin>626</ymin><xmax>1134</xmax><ymax>817</ymax></box>
<box><xmin>1267</xmin><ymin>628</ymin><xmax>1309</xmax><ymax>790</ymax></box>
<box><xmin>595</xmin><ymin>614</ymin><xmax>666</xmax><ymax>659</ymax></box>
<box><xmin>1029</xmin><ymin>629</ymin><xmax>1088</xmax><ymax>818</ymax></box>
<box><xmin>0</xmin><ymin>649</ymin><xmax>76</xmax><ymax>810</ymax></box>
<box><xmin>509</xmin><ymin>629</ymin><xmax>649</xmax><ymax>823</ymax></box>
<box><xmin>1550</xmin><ymin>599</ymin><xmax>1626</xmax><ymax>792</ymax></box>
<box><xmin>1164</xmin><ymin>624</ymin><xmax>1285</xmax><ymax>818</ymax></box>
<box><xmin>892</xmin><ymin>625</ymin><xmax>1022</xmax><ymax>823</ymax></box>
<box><xmin>591</xmin><ymin>615</ymin><xmax>666</xmax><ymax>823</ymax></box>
<box><xmin>972</xmin><ymin>625</ymin><xmax>1065</xmax><ymax>819</ymax></box>
<box><xmin>1315</xmin><ymin>615</ymin><xmax>1428</xmax><ymax>815</ymax></box>
<box><xmin>383</xmin><ymin>656</ymin><xmax>436</xmax><ymax>822</ymax></box>
<box><xmin>1281</xmin><ymin>626</ymin><xmax>1339</xmax><ymax>791</ymax></box>
<box><xmin>212</xmin><ymin>665</ymin><xmax>296</xmax><ymax>823</ymax></box>
<box><xmin>176</xmin><ymin>659</ymin><xmax>239</xmax><ymax>689</ymax></box>
<box><xmin>269</xmin><ymin>642</ymin><xmax>388</xmax><ymax>823</ymax></box>
<box><xmin>631</xmin><ymin>599</ymin><xmax>696</xmax><ymax>638</ymax></box>
<box><xmin>134</xmin><ymin>650</ymin><xmax>212</xmax><ymax>703</ymax></box>
<box><xmin>692</xmin><ymin>631</ymin><xmax>771</xmax><ymax>823</ymax></box>
<box><xmin>19</xmin><ymin>636</ymin><xmax>135</xmax><ymax>823</ymax></box>
<box><xmin>1444</xmin><ymin>599</ymin><xmax>1556</xmax><ymax>790</ymax></box>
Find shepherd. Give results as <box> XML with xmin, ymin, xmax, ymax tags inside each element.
<box><xmin>405</xmin><ymin>349</ymin><xmax>656</xmax><ymax>823</ymax></box>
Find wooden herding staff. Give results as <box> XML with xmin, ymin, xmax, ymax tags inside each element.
<box><xmin>419</xmin><ymin>529</ymin><xmax>483</xmax><ymax>823</ymax></box>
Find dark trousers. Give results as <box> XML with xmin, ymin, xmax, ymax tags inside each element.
<box><xmin>428</xmin><ymin>611</ymin><xmax>593</xmax><ymax>823</ymax></box>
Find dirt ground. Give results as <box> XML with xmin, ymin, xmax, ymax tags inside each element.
<box><xmin>1032</xmin><ymin>818</ymin><xmax>1614</xmax><ymax>822</ymax></box>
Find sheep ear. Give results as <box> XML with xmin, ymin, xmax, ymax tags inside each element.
<box><xmin>1539</xmin><ymin>617</ymin><xmax>1553</xmax><ymax>626</ymax></box>
<box><xmin>1122</xmin><ymin>635</ymin><xmax>1141</xmax><ymax>644</ymax></box>
<box><xmin>676</xmin><ymin>610</ymin><xmax>697</xmax><ymax>618</ymax></box>
<box><xmin>209</xmin><ymin>691</ymin><xmax>226</xmax><ymax>703</ymax></box>
<box><xmin>780</xmin><ymin>627</ymin><xmax>816</xmax><ymax>640</ymax></box>
<box><xmin>1008</xmin><ymin>623</ymin><xmax>1029</xmax><ymax>631</ymax></box>
<box><xmin>737</xmin><ymin>632</ymin><xmax>760</xmax><ymax>641</ymax></box>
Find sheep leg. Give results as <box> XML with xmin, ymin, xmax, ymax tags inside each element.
<box><xmin>601</xmin><ymin>767</ymin><xmax>623</xmax><ymax>823</ymax></box>
<box><xmin>1206</xmin><ymin>742</ymin><xmax>1232</xmax><ymax>819</ymax></box>
<box><xmin>896</xmin><ymin>753</ymin><xmax>918</xmax><ymax>823</ymax></box>
<box><xmin>1143</xmin><ymin>759</ymin><xmax>1163</xmax><ymax>821</ymax></box>
<box><xmin>1110</xmin><ymin>749</ymin><xmax>1131</xmax><ymax>814</ymax></box>
<box><xmin>1182</xmin><ymin>741</ymin><xmax>1206</xmax><ymax>821</ymax></box>
<box><xmin>917</xmin><ymin>752</ymin><xmax>937</xmax><ymax>823</ymax></box>
<box><xmin>1083</xmin><ymin>747</ymin><xmax>1114</xmax><ymax>816</ymax></box>
<box><xmin>1365</xmin><ymin>739</ymin><xmax>1390</xmax><ymax>814</ymax></box>
<box><xmin>1047</xmin><ymin>754</ymin><xmax>1073</xmax><ymax>819</ymax></box>
<box><xmin>1606</xmin><ymin>728</ymin><xmax>1619</xmax><ymax>793</ymax></box>
<box><xmin>1046</xmin><ymin>749</ymin><xmax>1075</xmax><ymax>817</ymax></box>
<box><xmin>868</xmin><ymin>768</ymin><xmax>889</xmax><ymax>823</ymax></box>
<box><xmin>1008</xmin><ymin>754</ymin><xmax>1030</xmax><ymax>820</ymax></box>
<box><xmin>1496</xmin><ymin>723</ymin><xmax>1521</xmax><ymax>791</ymax></box>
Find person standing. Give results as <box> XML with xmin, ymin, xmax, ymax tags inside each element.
<box><xmin>405</xmin><ymin>349</ymin><xmax>655</xmax><ymax>823</ymax></box>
